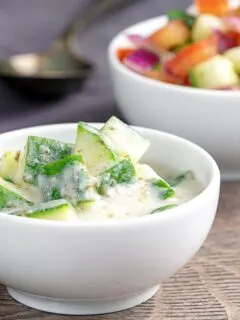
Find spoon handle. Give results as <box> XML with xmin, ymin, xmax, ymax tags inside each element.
<box><xmin>60</xmin><ymin>0</ymin><xmax>141</xmax><ymax>41</ymax></box>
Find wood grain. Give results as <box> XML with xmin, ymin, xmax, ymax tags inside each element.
<box><xmin>0</xmin><ymin>182</ymin><xmax>239</xmax><ymax>320</ymax></box>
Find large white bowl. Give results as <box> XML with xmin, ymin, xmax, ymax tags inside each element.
<box><xmin>0</xmin><ymin>124</ymin><xmax>220</xmax><ymax>315</ymax></box>
<box><xmin>108</xmin><ymin>11</ymin><xmax>240</xmax><ymax>181</ymax></box>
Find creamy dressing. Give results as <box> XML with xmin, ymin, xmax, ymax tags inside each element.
<box><xmin>74</xmin><ymin>164</ymin><xmax>203</xmax><ymax>221</ymax></box>
<box><xmin>0</xmin><ymin>116</ymin><xmax>203</xmax><ymax>222</ymax></box>
<box><xmin>0</xmin><ymin>157</ymin><xmax>202</xmax><ymax>221</ymax></box>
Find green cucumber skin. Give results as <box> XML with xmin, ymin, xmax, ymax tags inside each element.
<box><xmin>97</xmin><ymin>159</ymin><xmax>136</xmax><ymax>195</ymax></box>
<box><xmin>23</xmin><ymin>136</ymin><xmax>73</xmax><ymax>185</ymax></box>
<box><xmin>26</xmin><ymin>203</ymin><xmax>69</xmax><ymax>219</ymax></box>
<box><xmin>76</xmin><ymin>200</ymin><xmax>95</xmax><ymax>210</ymax></box>
<box><xmin>188</xmin><ymin>70</ymin><xmax>198</xmax><ymax>87</ymax></box>
<box><xmin>0</xmin><ymin>185</ymin><xmax>31</xmax><ymax>209</ymax></box>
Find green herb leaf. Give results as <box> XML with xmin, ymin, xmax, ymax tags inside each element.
<box><xmin>41</xmin><ymin>155</ymin><xmax>84</xmax><ymax>176</ymax></box>
<box><xmin>168</xmin><ymin>9</ymin><xmax>196</xmax><ymax>29</ymax></box>
<box><xmin>151</xmin><ymin>204</ymin><xmax>178</xmax><ymax>214</ymax></box>
<box><xmin>152</xmin><ymin>178</ymin><xmax>175</xmax><ymax>199</ymax></box>
<box><xmin>97</xmin><ymin>159</ymin><xmax>136</xmax><ymax>195</ymax></box>
<box><xmin>167</xmin><ymin>171</ymin><xmax>193</xmax><ymax>187</ymax></box>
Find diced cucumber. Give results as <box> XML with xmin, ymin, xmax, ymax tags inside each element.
<box><xmin>168</xmin><ymin>9</ymin><xmax>195</xmax><ymax>28</ymax></box>
<box><xmin>191</xmin><ymin>14</ymin><xmax>224</xmax><ymax>42</ymax></box>
<box><xmin>22</xmin><ymin>199</ymin><xmax>77</xmax><ymax>221</ymax></box>
<box><xmin>20</xmin><ymin>136</ymin><xmax>73</xmax><ymax>185</ymax></box>
<box><xmin>167</xmin><ymin>171</ymin><xmax>194</xmax><ymax>187</ymax></box>
<box><xmin>102</xmin><ymin>116</ymin><xmax>150</xmax><ymax>163</ymax></box>
<box><xmin>0</xmin><ymin>151</ymin><xmax>20</xmax><ymax>183</ymax></box>
<box><xmin>20</xmin><ymin>182</ymin><xmax>43</xmax><ymax>203</ymax></box>
<box><xmin>0</xmin><ymin>177</ymin><xmax>32</xmax><ymax>209</ymax></box>
<box><xmin>136</xmin><ymin>164</ymin><xmax>159</xmax><ymax>180</ymax></box>
<box><xmin>151</xmin><ymin>204</ymin><xmax>178</xmax><ymax>214</ymax></box>
<box><xmin>189</xmin><ymin>55</ymin><xmax>239</xmax><ymax>89</ymax></box>
<box><xmin>152</xmin><ymin>178</ymin><xmax>175</xmax><ymax>200</ymax></box>
<box><xmin>224</xmin><ymin>47</ymin><xmax>240</xmax><ymax>73</ymax></box>
<box><xmin>97</xmin><ymin>159</ymin><xmax>136</xmax><ymax>195</ymax></box>
<box><xmin>76</xmin><ymin>200</ymin><xmax>95</xmax><ymax>211</ymax></box>
<box><xmin>75</xmin><ymin>122</ymin><xmax>118</xmax><ymax>176</ymax></box>
<box><xmin>38</xmin><ymin>155</ymin><xmax>97</xmax><ymax>206</ymax></box>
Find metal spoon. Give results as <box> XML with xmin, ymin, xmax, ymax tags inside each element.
<box><xmin>0</xmin><ymin>0</ymin><xmax>134</xmax><ymax>100</ymax></box>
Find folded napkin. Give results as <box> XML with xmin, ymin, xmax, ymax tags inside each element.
<box><xmin>0</xmin><ymin>0</ymin><xmax>188</xmax><ymax>132</ymax></box>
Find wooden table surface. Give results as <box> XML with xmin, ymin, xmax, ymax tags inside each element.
<box><xmin>0</xmin><ymin>182</ymin><xmax>239</xmax><ymax>320</ymax></box>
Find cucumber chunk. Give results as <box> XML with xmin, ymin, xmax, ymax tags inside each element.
<box><xmin>224</xmin><ymin>47</ymin><xmax>240</xmax><ymax>73</ymax></box>
<box><xmin>0</xmin><ymin>177</ymin><xmax>32</xmax><ymax>209</ymax></box>
<box><xmin>189</xmin><ymin>55</ymin><xmax>239</xmax><ymax>89</ymax></box>
<box><xmin>0</xmin><ymin>151</ymin><xmax>20</xmax><ymax>183</ymax></box>
<box><xmin>136</xmin><ymin>164</ymin><xmax>159</xmax><ymax>180</ymax></box>
<box><xmin>97</xmin><ymin>159</ymin><xmax>136</xmax><ymax>195</ymax></box>
<box><xmin>38</xmin><ymin>155</ymin><xmax>97</xmax><ymax>206</ymax></box>
<box><xmin>20</xmin><ymin>136</ymin><xmax>73</xmax><ymax>185</ymax></box>
<box><xmin>151</xmin><ymin>204</ymin><xmax>178</xmax><ymax>214</ymax></box>
<box><xmin>76</xmin><ymin>200</ymin><xmax>96</xmax><ymax>211</ymax></box>
<box><xmin>75</xmin><ymin>122</ymin><xmax>118</xmax><ymax>176</ymax></box>
<box><xmin>192</xmin><ymin>14</ymin><xmax>224</xmax><ymax>41</ymax></box>
<box><xmin>152</xmin><ymin>178</ymin><xmax>175</xmax><ymax>200</ymax></box>
<box><xmin>22</xmin><ymin>199</ymin><xmax>77</xmax><ymax>221</ymax></box>
<box><xmin>102</xmin><ymin>116</ymin><xmax>150</xmax><ymax>163</ymax></box>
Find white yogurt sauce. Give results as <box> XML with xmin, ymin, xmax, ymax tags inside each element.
<box><xmin>76</xmin><ymin>164</ymin><xmax>203</xmax><ymax>221</ymax></box>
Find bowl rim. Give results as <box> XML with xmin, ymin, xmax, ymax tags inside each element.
<box><xmin>108</xmin><ymin>12</ymin><xmax>240</xmax><ymax>97</ymax></box>
<box><xmin>0</xmin><ymin>123</ymin><xmax>220</xmax><ymax>228</ymax></box>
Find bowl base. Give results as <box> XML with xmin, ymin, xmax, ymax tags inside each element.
<box><xmin>7</xmin><ymin>285</ymin><xmax>159</xmax><ymax>315</ymax></box>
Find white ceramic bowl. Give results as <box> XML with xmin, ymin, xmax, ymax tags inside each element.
<box><xmin>0</xmin><ymin>124</ymin><xmax>220</xmax><ymax>315</ymax></box>
<box><xmin>108</xmin><ymin>7</ymin><xmax>240</xmax><ymax>181</ymax></box>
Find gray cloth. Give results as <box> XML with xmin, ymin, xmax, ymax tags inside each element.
<box><xmin>0</xmin><ymin>0</ymin><xmax>189</xmax><ymax>133</ymax></box>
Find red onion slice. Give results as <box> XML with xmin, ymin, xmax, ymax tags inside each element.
<box><xmin>123</xmin><ymin>49</ymin><xmax>159</xmax><ymax>74</ymax></box>
<box><xmin>127</xmin><ymin>34</ymin><xmax>166</xmax><ymax>56</ymax></box>
<box><xmin>213</xmin><ymin>29</ymin><xmax>238</xmax><ymax>53</ymax></box>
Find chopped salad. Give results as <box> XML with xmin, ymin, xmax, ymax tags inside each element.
<box><xmin>116</xmin><ymin>0</ymin><xmax>240</xmax><ymax>90</ymax></box>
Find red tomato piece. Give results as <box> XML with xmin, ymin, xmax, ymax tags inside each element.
<box><xmin>143</xmin><ymin>70</ymin><xmax>185</xmax><ymax>85</ymax></box>
<box><xmin>165</xmin><ymin>35</ymin><xmax>218</xmax><ymax>78</ymax></box>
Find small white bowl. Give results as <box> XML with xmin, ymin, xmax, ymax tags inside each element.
<box><xmin>0</xmin><ymin>124</ymin><xmax>220</xmax><ymax>315</ymax></box>
<box><xmin>108</xmin><ymin>6</ymin><xmax>240</xmax><ymax>181</ymax></box>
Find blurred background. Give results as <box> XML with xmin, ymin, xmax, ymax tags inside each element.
<box><xmin>0</xmin><ymin>0</ymin><xmax>189</xmax><ymax>133</ymax></box>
